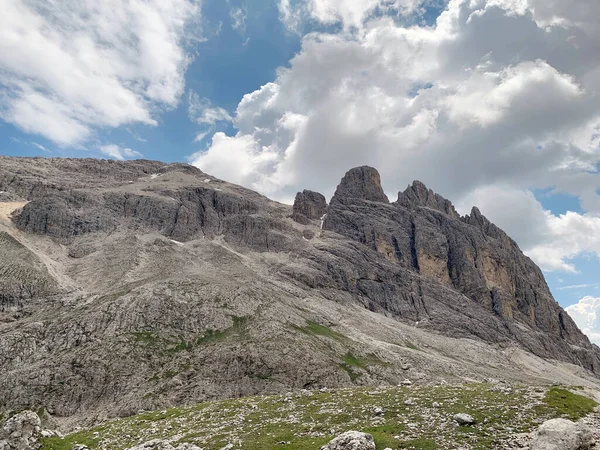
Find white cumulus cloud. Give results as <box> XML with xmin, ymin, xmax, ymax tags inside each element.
<box><xmin>566</xmin><ymin>297</ymin><xmax>600</xmax><ymax>346</ymax></box>
<box><xmin>191</xmin><ymin>0</ymin><xmax>600</xmax><ymax>275</ymax></box>
<box><xmin>188</xmin><ymin>91</ymin><xmax>233</xmax><ymax>125</ymax></box>
<box><xmin>279</xmin><ymin>0</ymin><xmax>428</xmax><ymax>31</ymax></box>
<box><xmin>0</xmin><ymin>0</ymin><xmax>201</xmax><ymax>147</ymax></box>
<box><xmin>99</xmin><ymin>144</ymin><xmax>143</xmax><ymax>161</ymax></box>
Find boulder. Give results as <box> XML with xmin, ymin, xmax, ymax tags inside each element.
<box><xmin>124</xmin><ymin>441</ymin><xmax>201</xmax><ymax>450</ymax></box>
<box><xmin>530</xmin><ymin>418</ymin><xmax>594</xmax><ymax>450</ymax></box>
<box><xmin>453</xmin><ymin>413</ymin><xmax>476</xmax><ymax>426</ymax></box>
<box><xmin>372</xmin><ymin>406</ymin><xmax>384</xmax><ymax>416</ymax></box>
<box><xmin>320</xmin><ymin>431</ymin><xmax>376</xmax><ymax>450</ymax></box>
<box><xmin>0</xmin><ymin>411</ymin><xmax>42</xmax><ymax>450</ymax></box>
<box><xmin>125</xmin><ymin>440</ymin><xmax>175</xmax><ymax>450</ymax></box>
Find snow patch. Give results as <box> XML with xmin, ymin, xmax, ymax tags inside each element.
<box><xmin>320</xmin><ymin>214</ymin><xmax>327</xmax><ymax>229</ymax></box>
<box><xmin>204</xmin><ymin>178</ymin><xmax>211</xmax><ymax>183</ymax></box>
<box><xmin>170</xmin><ymin>239</ymin><xmax>184</xmax><ymax>246</ymax></box>
<box><xmin>150</xmin><ymin>173</ymin><xmax>159</xmax><ymax>179</ymax></box>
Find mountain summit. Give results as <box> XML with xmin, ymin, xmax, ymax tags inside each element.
<box><xmin>0</xmin><ymin>156</ymin><xmax>597</xmax><ymax>423</ymax></box>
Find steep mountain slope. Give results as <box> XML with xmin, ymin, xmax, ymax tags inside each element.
<box><xmin>322</xmin><ymin>167</ymin><xmax>596</xmax><ymax>369</ymax></box>
<box><xmin>0</xmin><ymin>156</ymin><xmax>598</xmax><ymax>425</ymax></box>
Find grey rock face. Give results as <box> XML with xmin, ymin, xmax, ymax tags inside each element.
<box><xmin>330</xmin><ymin>166</ymin><xmax>389</xmax><ymax>204</ymax></box>
<box><xmin>0</xmin><ymin>192</ymin><xmax>24</xmax><ymax>202</ymax></box>
<box><xmin>292</xmin><ymin>190</ymin><xmax>327</xmax><ymax>224</ymax></box>
<box><xmin>0</xmin><ymin>232</ymin><xmax>57</xmax><ymax>316</ymax></box>
<box><xmin>5</xmin><ymin>158</ymin><xmax>297</xmax><ymax>252</ymax></box>
<box><xmin>0</xmin><ymin>411</ymin><xmax>41</xmax><ymax>450</ymax></box>
<box><xmin>530</xmin><ymin>418</ymin><xmax>594</xmax><ymax>450</ymax></box>
<box><xmin>320</xmin><ymin>431</ymin><xmax>376</xmax><ymax>450</ymax></box>
<box><xmin>397</xmin><ymin>180</ymin><xmax>459</xmax><ymax>218</ymax></box>
<box><xmin>322</xmin><ymin>167</ymin><xmax>599</xmax><ymax>372</ymax></box>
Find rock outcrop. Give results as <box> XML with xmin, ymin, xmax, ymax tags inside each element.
<box><xmin>329</xmin><ymin>166</ymin><xmax>389</xmax><ymax>204</ymax></box>
<box><xmin>397</xmin><ymin>180</ymin><xmax>459</xmax><ymax>218</ymax></box>
<box><xmin>0</xmin><ymin>411</ymin><xmax>41</xmax><ymax>450</ymax></box>
<box><xmin>530</xmin><ymin>418</ymin><xmax>594</xmax><ymax>450</ymax></box>
<box><xmin>292</xmin><ymin>190</ymin><xmax>327</xmax><ymax>224</ymax></box>
<box><xmin>321</xmin><ymin>431</ymin><xmax>376</xmax><ymax>450</ymax></box>
<box><xmin>0</xmin><ymin>232</ymin><xmax>57</xmax><ymax>315</ymax></box>
<box><xmin>453</xmin><ymin>413</ymin><xmax>476</xmax><ymax>426</ymax></box>
<box><xmin>322</xmin><ymin>166</ymin><xmax>597</xmax><ymax>372</ymax></box>
<box><xmin>4</xmin><ymin>159</ymin><xmax>296</xmax><ymax>251</ymax></box>
<box><xmin>124</xmin><ymin>440</ymin><xmax>201</xmax><ymax>450</ymax></box>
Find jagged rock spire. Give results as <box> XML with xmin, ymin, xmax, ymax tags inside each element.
<box><xmin>396</xmin><ymin>180</ymin><xmax>459</xmax><ymax>218</ymax></box>
<box><xmin>292</xmin><ymin>190</ymin><xmax>327</xmax><ymax>224</ymax></box>
<box><xmin>462</xmin><ymin>206</ymin><xmax>509</xmax><ymax>242</ymax></box>
<box><xmin>330</xmin><ymin>166</ymin><xmax>389</xmax><ymax>204</ymax></box>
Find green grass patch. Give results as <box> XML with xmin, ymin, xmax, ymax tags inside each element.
<box><xmin>401</xmin><ymin>438</ymin><xmax>438</xmax><ymax>449</ymax></box>
<box><xmin>129</xmin><ymin>315</ymin><xmax>250</xmax><ymax>354</ymax></box>
<box><xmin>541</xmin><ymin>387</ymin><xmax>598</xmax><ymax>421</ymax></box>
<box><xmin>42</xmin><ymin>433</ymin><xmax>99</xmax><ymax>450</ymax></box>
<box><xmin>342</xmin><ymin>353</ymin><xmax>366</xmax><ymax>369</ymax></box>
<box><xmin>129</xmin><ymin>331</ymin><xmax>161</xmax><ymax>345</ymax></box>
<box><xmin>167</xmin><ymin>341</ymin><xmax>193</xmax><ymax>353</ymax></box>
<box><xmin>404</xmin><ymin>341</ymin><xmax>420</xmax><ymax>351</ymax></box>
<box><xmin>339</xmin><ymin>353</ymin><xmax>368</xmax><ymax>381</ymax></box>
<box><xmin>293</xmin><ymin>321</ymin><xmax>346</xmax><ymax>341</ymax></box>
<box><xmin>339</xmin><ymin>364</ymin><xmax>360</xmax><ymax>381</ymax></box>
<box><xmin>42</xmin><ymin>383</ymin><xmax>600</xmax><ymax>450</ymax></box>
<box><xmin>195</xmin><ymin>329</ymin><xmax>227</xmax><ymax>345</ymax></box>
<box><xmin>196</xmin><ymin>315</ymin><xmax>249</xmax><ymax>345</ymax></box>
<box><xmin>365</xmin><ymin>424</ymin><xmax>404</xmax><ymax>448</ymax></box>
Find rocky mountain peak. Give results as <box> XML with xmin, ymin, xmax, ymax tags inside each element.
<box><xmin>292</xmin><ymin>190</ymin><xmax>327</xmax><ymax>224</ymax></box>
<box><xmin>330</xmin><ymin>166</ymin><xmax>389</xmax><ymax>204</ymax></box>
<box><xmin>396</xmin><ymin>180</ymin><xmax>459</xmax><ymax>218</ymax></box>
<box><xmin>463</xmin><ymin>206</ymin><xmax>509</xmax><ymax>241</ymax></box>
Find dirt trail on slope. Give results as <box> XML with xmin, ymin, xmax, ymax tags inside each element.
<box><xmin>0</xmin><ymin>202</ymin><xmax>82</xmax><ymax>294</ymax></box>
<box><xmin>0</xmin><ymin>202</ymin><xmax>28</xmax><ymax>227</ymax></box>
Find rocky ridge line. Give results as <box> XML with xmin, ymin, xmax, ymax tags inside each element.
<box><xmin>0</xmin><ymin>157</ymin><xmax>598</xmax><ymax>423</ymax></box>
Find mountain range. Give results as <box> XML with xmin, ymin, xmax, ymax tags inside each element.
<box><xmin>0</xmin><ymin>156</ymin><xmax>598</xmax><ymax>427</ymax></box>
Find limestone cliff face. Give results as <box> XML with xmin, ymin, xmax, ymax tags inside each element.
<box><xmin>292</xmin><ymin>190</ymin><xmax>327</xmax><ymax>224</ymax></box>
<box><xmin>322</xmin><ymin>166</ymin><xmax>598</xmax><ymax>370</ymax></box>
<box><xmin>3</xmin><ymin>158</ymin><xmax>296</xmax><ymax>252</ymax></box>
<box><xmin>0</xmin><ymin>157</ymin><xmax>598</xmax><ymax>422</ymax></box>
<box><xmin>397</xmin><ymin>180</ymin><xmax>460</xmax><ymax>219</ymax></box>
<box><xmin>0</xmin><ymin>232</ymin><xmax>57</xmax><ymax>314</ymax></box>
<box><xmin>329</xmin><ymin>166</ymin><xmax>390</xmax><ymax>205</ymax></box>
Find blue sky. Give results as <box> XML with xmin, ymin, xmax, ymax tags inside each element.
<box><xmin>532</xmin><ymin>189</ymin><xmax>599</xmax><ymax>306</ymax></box>
<box><xmin>1</xmin><ymin>0</ymin><xmax>301</xmax><ymax>163</ymax></box>
<box><xmin>1</xmin><ymin>0</ymin><xmax>600</xmax><ymax>321</ymax></box>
